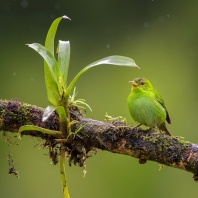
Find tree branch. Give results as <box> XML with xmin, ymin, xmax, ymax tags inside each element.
<box><xmin>1</xmin><ymin>99</ymin><xmax>198</xmax><ymax>181</ymax></box>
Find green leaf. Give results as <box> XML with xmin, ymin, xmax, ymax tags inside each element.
<box><xmin>87</xmin><ymin>56</ymin><xmax>139</xmax><ymax>68</ymax></box>
<box><xmin>45</xmin><ymin>16</ymin><xmax>62</xmax><ymax>56</ymax></box>
<box><xmin>58</xmin><ymin>40</ymin><xmax>70</xmax><ymax>88</ymax></box>
<box><xmin>27</xmin><ymin>43</ymin><xmax>62</xmax><ymax>106</ymax></box>
<box><xmin>45</xmin><ymin>15</ymin><xmax>71</xmax><ymax>56</ymax></box>
<box><xmin>43</xmin><ymin>15</ymin><xmax>70</xmax><ymax>106</ymax></box>
<box><xmin>18</xmin><ymin>125</ymin><xmax>62</xmax><ymax>139</ymax></box>
<box><xmin>66</xmin><ymin>55</ymin><xmax>139</xmax><ymax>97</ymax></box>
<box><xmin>28</xmin><ymin>43</ymin><xmax>60</xmax><ymax>80</ymax></box>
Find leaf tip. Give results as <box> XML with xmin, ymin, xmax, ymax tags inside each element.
<box><xmin>135</xmin><ymin>63</ymin><xmax>140</xmax><ymax>69</ymax></box>
<box><xmin>62</xmin><ymin>15</ymin><xmax>71</xmax><ymax>20</ymax></box>
<box><xmin>42</xmin><ymin>117</ymin><xmax>47</xmax><ymax>122</ymax></box>
<box><xmin>17</xmin><ymin>133</ymin><xmax>22</xmax><ymax>140</ymax></box>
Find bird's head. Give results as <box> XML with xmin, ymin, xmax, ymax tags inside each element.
<box><xmin>129</xmin><ymin>77</ymin><xmax>153</xmax><ymax>91</ymax></box>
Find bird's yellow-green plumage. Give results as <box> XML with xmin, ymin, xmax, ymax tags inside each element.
<box><xmin>127</xmin><ymin>77</ymin><xmax>172</xmax><ymax>135</ymax></box>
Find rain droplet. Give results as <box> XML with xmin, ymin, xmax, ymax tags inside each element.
<box><xmin>106</xmin><ymin>44</ymin><xmax>110</xmax><ymax>49</ymax></box>
<box><xmin>4</xmin><ymin>4</ymin><xmax>11</xmax><ymax>11</ymax></box>
<box><xmin>54</xmin><ymin>3</ymin><xmax>60</xmax><ymax>9</ymax></box>
<box><xmin>143</xmin><ymin>23</ymin><xmax>149</xmax><ymax>28</ymax></box>
<box><xmin>50</xmin><ymin>14</ymin><xmax>56</xmax><ymax>20</ymax></box>
<box><xmin>158</xmin><ymin>16</ymin><xmax>165</xmax><ymax>22</ymax></box>
<box><xmin>21</xmin><ymin>0</ymin><xmax>29</xmax><ymax>8</ymax></box>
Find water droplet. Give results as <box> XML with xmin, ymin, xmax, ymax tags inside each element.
<box><xmin>50</xmin><ymin>14</ymin><xmax>56</xmax><ymax>20</ymax></box>
<box><xmin>143</xmin><ymin>23</ymin><xmax>149</xmax><ymax>28</ymax></box>
<box><xmin>158</xmin><ymin>16</ymin><xmax>165</xmax><ymax>22</ymax></box>
<box><xmin>21</xmin><ymin>0</ymin><xmax>29</xmax><ymax>8</ymax></box>
<box><xmin>54</xmin><ymin>3</ymin><xmax>60</xmax><ymax>9</ymax></box>
<box><xmin>4</xmin><ymin>4</ymin><xmax>11</xmax><ymax>11</ymax></box>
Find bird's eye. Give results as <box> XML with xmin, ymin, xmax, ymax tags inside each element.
<box><xmin>141</xmin><ymin>82</ymin><xmax>145</xmax><ymax>85</ymax></box>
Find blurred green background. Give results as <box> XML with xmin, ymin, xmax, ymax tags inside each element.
<box><xmin>1</xmin><ymin>0</ymin><xmax>198</xmax><ymax>197</ymax></box>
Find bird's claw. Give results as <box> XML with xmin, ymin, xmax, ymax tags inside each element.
<box><xmin>132</xmin><ymin>124</ymin><xmax>142</xmax><ymax>133</ymax></box>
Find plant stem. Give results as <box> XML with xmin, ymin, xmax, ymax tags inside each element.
<box><xmin>60</xmin><ymin>143</ymin><xmax>70</xmax><ymax>198</ymax></box>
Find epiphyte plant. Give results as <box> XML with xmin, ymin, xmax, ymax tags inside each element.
<box><xmin>18</xmin><ymin>15</ymin><xmax>139</xmax><ymax>198</ymax></box>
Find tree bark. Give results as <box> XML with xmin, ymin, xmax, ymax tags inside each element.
<box><xmin>1</xmin><ymin>99</ymin><xmax>198</xmax><ymax>181</ymax></box>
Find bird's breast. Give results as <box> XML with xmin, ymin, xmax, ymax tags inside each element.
<box><xmin>127</xmin><ymin>92</ymin><xmax>166</xmax><ymax>127</ymax></box>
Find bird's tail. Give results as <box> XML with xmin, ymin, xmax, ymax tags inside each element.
<box><xmin>159</xmin><ymin>123</ymin><xmax>172</xmax><ymax>136</ymax></box>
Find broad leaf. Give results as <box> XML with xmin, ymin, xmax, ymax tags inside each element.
<box><xmin>28</xmin><ymin>43</ymin><xmax>60</xmax><ymax>82</ymax></box>
<box><xmin>87</xmin><ymin>56</ymin><xmax>139</xmax><ymax>68</ymax></box>
<box><xmin>58</xmin><ymin>40</ymin><xmax>70</xmax><ymax>88</ymax></box>
<box><xmin>66</xmin><ymin>55</ymin><xmax>139</xmax><ymax>97</ymax></box>
<box><xmin>27</xmin><ymin>43</ymin><xmax>61</xmax><ymax>106</ymax></box>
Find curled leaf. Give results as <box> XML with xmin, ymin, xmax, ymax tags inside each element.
<box><xmin>27</xmin><ymin>43</ymin><xmax>63</xmax><ymax>106</ymax></box>
<box><xmin>45</xmin><ymin>15</ymin><xmax>70</xmax><ymax>56</ymax></box>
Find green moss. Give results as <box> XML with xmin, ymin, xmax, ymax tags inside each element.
<box><xmin>0</xmin><ymin>108</ymin><xmax>5</xmax><ymax>127</ymax></box>
<box><xmin>105</xmin><ymin>112</ymin><xmax>127</xmax><ymax>124</ymax></box>
<box><xmin>0</xmin><ymin>118</ymin><xmax>2</xmax><ymax>128</ymax></box>
<box><xmin>21</xmin><ymin>105</ymin><xmax>29</xmax><ymax>123</ymax></box>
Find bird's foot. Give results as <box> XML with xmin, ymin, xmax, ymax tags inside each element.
<box><xmin>148</xmin><ymin>127</ymin><xmax>161</xmax><ymax>136</ymax></box>
<box><xmin>139</xmin><ymin>158</ymin><xmax>147</xmax><ymax>164</ymax></box>
<box><xmin>131</xmin><ymin>124</ymin><xmax>142</xmax><ymax>133</ymax></box>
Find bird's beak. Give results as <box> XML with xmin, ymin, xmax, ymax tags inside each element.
<box><xmin>129</xmin><ymin>81</ymin><xmax>138</xmax><ymax>86</ymax></box>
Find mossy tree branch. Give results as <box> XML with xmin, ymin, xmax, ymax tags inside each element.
<box><xmin>1</xmin><ymin>99</ymin><xmax>198</xmax><ymax>181</ymax></box>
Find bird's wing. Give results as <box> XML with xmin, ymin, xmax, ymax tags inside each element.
<box><xmin>153</xmin><ymin>89</ymin><xmax>171</xmax><ymax>124</ymax></box>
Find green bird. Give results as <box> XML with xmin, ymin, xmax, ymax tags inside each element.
<box><xmin>127</xmin><ymin>77</ymin><xmax>172</xmax><ymax>136</ymax></box>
